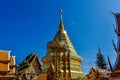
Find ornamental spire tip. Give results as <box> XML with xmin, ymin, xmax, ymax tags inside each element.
<box><xmin>59</xmin><ymin>8</ymin><xmax>64</xmax><ymax>31</ymax></box>
<box><xmin>60</xmin><ymin>8</ymin><xmax>63</xmax><ymax>14</ymax></box>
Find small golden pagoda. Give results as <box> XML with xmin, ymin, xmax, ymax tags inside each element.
<box><xmin>42</xmin><ymin>9</ymin><xmax>86</xmax><ymax>80</ymax></box>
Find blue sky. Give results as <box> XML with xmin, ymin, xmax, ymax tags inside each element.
<box><xmin>0</xmin><ymin>0</ymin><xmax>120</xmax><ymax>74</ymax></box>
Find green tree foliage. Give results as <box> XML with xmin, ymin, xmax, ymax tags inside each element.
<box><xmin>95</xmin><ymin>47</ymin><xmax>108</xmax><ymax>69</ymax></box>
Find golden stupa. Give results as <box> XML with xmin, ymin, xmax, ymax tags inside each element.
<box><xmin>42</xmin><ymin>9</ymin><xmax>86</xmax><ymax>80</ymax></box>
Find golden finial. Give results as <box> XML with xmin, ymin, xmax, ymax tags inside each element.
<box><xmin>60</xmin><ymin>8</ymin><xmax>63</xmax><ymax>14</ymax></box>
<box><xmin>59</xmin><ymin>8</ymin><xmax>64</xmax><ymax>31</ymax></box>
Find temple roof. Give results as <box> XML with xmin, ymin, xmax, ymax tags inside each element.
<box><xmin>0</xmin><ymin>50</ymin><xmax>16</xmax><ymax>75</ymax></box>
<box><xmin>9</xmin><ymin>56</ymin><xmax>15</xmax><ymax>67</ymax></box>
<box><xmin>18</xmin><ymin>53</ymin><xmax>41</xmax><ymax>72</ymax></box>
<box><xmin>0</xmin><ymin>50</ymin><xmax>10</xmax><ymax>62</ymax></box>
<box><xmin>89</xmin><ymin>67</ymin><xmax>110</xmax><ymax>78</ymax></box>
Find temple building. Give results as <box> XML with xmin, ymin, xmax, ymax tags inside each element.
<box><xmin>87</xmin><ymin>67</ymin><xmax>110</xmax><ymax>80</ymax></box>
<box><xmin>17</xmin><ymin>53</ymin><xmax>42</xmax><ymax>80</ymax></box>
<box><xmin>41</xmin><ymin>9</ymin><xmax>86</xmax><ymax>80</ymax></box>
<box><xmin>87</xmin><ymin>48</ymin><xmax>110</xmax><ymax>80</ymax></box>
<box><xmin>108</xmin><ymin>13</ymin><xmax>120</xmax><ymax>79</ymax></box>
<box><xmin>0</xmin><ymin>50</ymin><xmax>16</xmax><ymax>80</ymax></box>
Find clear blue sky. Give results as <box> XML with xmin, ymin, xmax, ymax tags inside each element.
<box><xmin>0</xmin><ymin>0</ymin><xmax>120</xmax><ymax>74</ymax></box>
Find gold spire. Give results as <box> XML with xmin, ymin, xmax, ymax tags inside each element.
<box><xmin>59</xmin><ymin>8</ymin><xmax>64</xmax><ymax>31</ymax></box>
